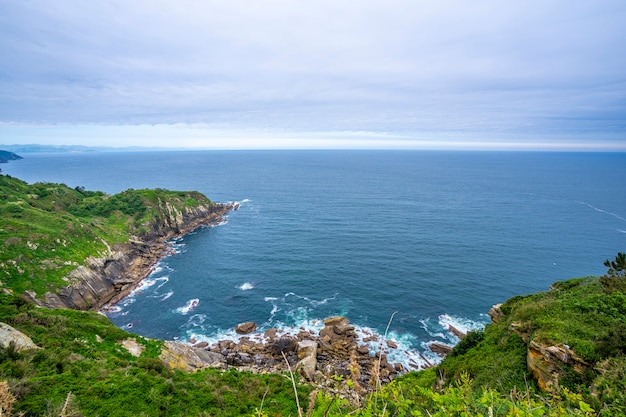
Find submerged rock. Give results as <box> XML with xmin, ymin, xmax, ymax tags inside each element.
<box><xmin>429</xmin><ymin>342</ymin><xmax>453</xmax><ymax>357</ymax></box>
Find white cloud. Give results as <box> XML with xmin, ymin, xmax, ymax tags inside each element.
<box><xmin>0</xmin><ymin>0</ymin><xmax>625</xmax><ymax>149</ymax></box>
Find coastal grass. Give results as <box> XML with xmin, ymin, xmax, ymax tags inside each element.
<box><xmin>0</xmin><ymin>293</ymin><xmax>311</xmax><ymax>417</ymax></box>
<box><xmin>0</xmin><ymin>175</ymin><xmax>215</xmax><ymax>298</ymax></box>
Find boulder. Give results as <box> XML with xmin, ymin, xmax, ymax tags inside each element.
<box><xmin>297</xmin><ymin>340</ymin><xmax>318</xmax><ymax>380</ymax></box>
<box><xmin>488</xmin><ymin>303</ymin><xmax>505</xmax><ymax>323</ymax></box>
<box><xmin>160</xmin><ymin>341</ymin><xmax>226</xmax><ymax>372</ymax></box>
<box><xmin>448</xmin><ymin>325</ymin><xmax>466</xmax><ymax>339</ymax></box>
<box><xmin>527</xmin><ymin>340</ymin><xmax>589</xmax><ymax>392</ymax></box>
<box><xmin>268</xmin><ymin>337</ymin><xmax>297</xmax><ymax>356</ymax></box>
<box><xmin>264</xmin><ymin>328</ymin><xmax>278</xmax><ymax>339</ymax></box>
<box><xmin>0</xmin><ymin>322</ymin><xmax>40</xmax><ymax>352</ymax></box>
<box><xmin>235</xmin><ymin>321</ymin><xmax>257</xmax><ymax>334</ymax></box>
<box><xmin>119</xmin><ymin>338</ymin><xmax>145</xmax><ymax>357</ymax></box>
<box><xmin>429</xmin><ymin>342</ymin><xmax>453</xmax><ymax>357</ymax></box>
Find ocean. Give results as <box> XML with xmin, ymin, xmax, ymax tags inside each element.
<box><xmin>3</xmin><ymin>150</ymin><xmax>625</xmax><ymax>368</ymax></box>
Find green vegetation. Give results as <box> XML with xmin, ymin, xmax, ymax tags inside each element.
<box><xmin>0</xmin><ymin>294</ymin><xmax>309</xmax><ymax>416</ymax></box>
<box><xmin>0</xmin><ymin>175</ymin><xmax>213</xmax><ymax>297</ymax></box>
<box><xmin>305</xmin><ymin>259</ymin><xmax>625</xmax><ymax>416</ymax></box>
<box><xmin>1</xmin><ymin>174</ymin><xmax>625</xmax><ymax>415</ymax></box>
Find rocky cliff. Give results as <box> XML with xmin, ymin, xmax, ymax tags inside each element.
<box><xmin>26</xmin><ymin>201</ymin><xmax>232</xmax><ymax>310</ymax></box>
<box><xmin>488</xmin><ymin>303</ymin><xmax>591</xmax><ymax>392</ymax></box>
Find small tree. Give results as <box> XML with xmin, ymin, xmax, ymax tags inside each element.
<box><xmin>604</xmin><ymin>252</ymin><xmax>626</xmax><ymax>279</ymax></box>
<box><xmin>600</xmin><ymin>252</ymin><xmax>626</xmax><ymax>293</ymax></box>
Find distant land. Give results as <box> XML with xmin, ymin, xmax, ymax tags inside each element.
<box><xmin>0</xmin><ymin>150</ymin><xmax>23</xmax><ymax>163</ymax></box>
<box><xmin>0</xmin><ymin>144</ymin><xmax>175</xmax><ymax>154</ymax></box>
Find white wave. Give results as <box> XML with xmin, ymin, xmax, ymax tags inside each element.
<box><xmin>121</xmin><ymin>297</ymin><xmax>136</xmax><ymax>307</ymax></box>
<box><xmin>264</xmin><ymin>297</ymin><xmax>278</xmax><ymax>302</ymax></box>
<box><xmin>576</xmin><ymin>201</ymin><xmax>626</xmax><ymax>221</ymax></box>
<box><xmin>152</xmin><ymin>290</ymin><xmax>173</xmax><ymax>301</ymax></box>
<box><xmin>438</xmin><ymin>314</ymin><xmax>486</xmax><ymax>340</ymax></box>
<box><xmin>419</xmin><ymin>318</ymin><xmax>447</xmax><ymax>340</ymax></box>
<box><xmin>239</xmin><ymin>282</ymin><xmax>255</xmax><ymax>290</ymax></box>
<box><xmin>269</xmin><ymin>304</ymin><xmax>279</xmax><ymax>316</ymax></box>
<box><xmin>130</xmin><ymin>276</ymin><xmax>169</xmax><ymax>296</ymax></box>
<box><xmin>151</xmin><ymin>265</ymin><xmax>164</xmax><ymax>275</ymax></box>
<box><xmin>618</xmin><ymin>229</ymin><xmax>626</xmax><ymax>234</ymax></box>
<box><xmin>284</xmin><ymin>292</ymin><xmax>338</xmax><ymax>307</ymax></box>
<box><xmin>175</xmin><ymin>298</ymin><xmax>200</xmax><ymax>315</ymax></box>
<box><xmin>186</xmin><ymin>314</ymin><xmax>207</xmax><ymax>327</ymax></box>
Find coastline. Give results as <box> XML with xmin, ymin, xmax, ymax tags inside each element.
<box><xmin>104</xmin><ymin>202</ymin><xmax>234</xmax><ymax>308</ymax></box>
<box><xmin>28</xmin><ymin>202</ymin><xmax>234</xmax><ymax>311</ymax></box>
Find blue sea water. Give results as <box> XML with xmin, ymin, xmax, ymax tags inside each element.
<box><xmin>4</xmin><ymin>150</ymin><xmax>625</xmax><ymax>368</ymax></box>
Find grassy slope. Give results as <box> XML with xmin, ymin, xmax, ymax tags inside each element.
<box><xmin>0</xmin><ymin>175</ymin><xmax>214</xmax><ymax>297</ymax></box>
<box><xmin>0</xmin><ymin>294</ymin><xmax>309</xmax><ymax>417</ymax></box>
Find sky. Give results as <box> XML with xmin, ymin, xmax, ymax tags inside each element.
<box><xmin>1</xmin><ymin>1</ymin><xmax>625</xmax><ymax>150</ymax></box>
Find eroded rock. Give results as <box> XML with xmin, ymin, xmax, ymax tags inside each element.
<box><xmin>119</xmin><ymin>338</ymin><xmax>145</xmax><ymax>357</ymax></box>
<box><xmin>235</xmin><ymin>322</ymin><xmax>258</xmax><ymax>335</ymax></box>
<box><xmin>527</xmin><ymin>340</ymin><xmax>590</xmax><ymax>392</ymax></box>
<box><xmin>488</xmin><ymin>303</ymin><xmax>505</xmax><ymax>323</ymax></box>
<box><xmin>0</xmin><ymin>322</ymin><xmax>40</xmax><ymax>352</ymax></box>
<box><xmin>160</xmin><ymin>341</ymin><xmax>226</xmax><ymax>372</ymax></box>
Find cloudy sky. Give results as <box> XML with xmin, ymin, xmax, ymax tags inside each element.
<box><xmin>1</xmin><ymin>1</ymin><xmax>625</xmax><ymax>150</ymax></box>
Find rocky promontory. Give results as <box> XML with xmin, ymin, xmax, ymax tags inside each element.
<box><xmin>26</xmin><ymin>201</ymin><xmax>232</xmax><ymax>310</ymax></box>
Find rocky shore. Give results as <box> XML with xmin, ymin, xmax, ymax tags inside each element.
<box><xmin>25</xmin><ymin>201</ymin><xmax>233</xmax><ymax>310</ymax></box>
<box><xmin>159</xmin><ymin>316</ymin><xmax>406</xmax><ymax>399</ymax></box>
<box><xmin>156</xmin><ymin>316</ymin><xmax>464</xmax><ymax>398</ymax></box>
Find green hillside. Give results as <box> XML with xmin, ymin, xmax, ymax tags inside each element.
<box><xmin>0</xmin><ymin>175</ymin><xmax>217</xmax><ymax>298</ymax></box>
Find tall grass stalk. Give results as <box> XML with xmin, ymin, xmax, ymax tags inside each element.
<box><xmin>372</xmin><ymin>311</ymin><xmax>397</xmax><ymax>411</ymax></box>
<box><xmin>281</xmin><ymin>351</ymin><xmax>303</xmax><ymax>417</ymax></box>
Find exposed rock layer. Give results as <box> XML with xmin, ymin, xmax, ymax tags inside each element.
<box><xmin>26</xmin><ymin>202</ymin><xmax>232</xmax><ymax>310</ymax></box>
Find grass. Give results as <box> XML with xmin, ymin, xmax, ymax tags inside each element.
<box><xmin>0</xmin><ymin>175</ymin><xmax>216</xmax><ymax>299</ymax></box>
<box><xmin>0</xmin><ymin>293</ymin><xmax>311</xmax><ymax>417</ymax></box>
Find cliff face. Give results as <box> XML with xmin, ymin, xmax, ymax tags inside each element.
<box><xmin>488</xmin><ymin>303</ymin><xmax>591</xmax><ymax>392</ymax></box>
<box><xmin>28</xmin><ymin>202</ymin><xmax>231</xmax><ymax>310</ymax></box>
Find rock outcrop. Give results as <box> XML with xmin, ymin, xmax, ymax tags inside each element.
<box><xmin>235</xmin><ymin>322</ymin><xmax>258</xmax><ymax>335</ymax></box>
<box><xmin>119</xmin><ymin>338</ymin><xmax>145</xmax><ymax>357</ymax></box>
<box><xmin>0</xmin><ymin>322</ymin><xmax>40</xmax><ymax>352</ymax></box>
<box><xmin>160</xmin><ymin>341</ymin><xmax>227</xmax><ymax>372</ymax></box>
<box><xmin>26</xmin><ymin>202</ymin><xmax>232</xmax><ymax>310</ymax></box>
<box><xmin>488</xmin><ymin>303</ymin><xmax>504</xmax><ymax>323</ymax></box>
<box><xmin>488</xmin><ymin>302</ymin><xmax>591</xmax><ymax>393</ymax></box>
<box><xmin>527</xmin><ymin>340</ymin><xmax>590</xmax><ymax>391</ymax></box>
<box><xmin>163</xmin><ymin>316</ymin><xmax>406</xmax><ymax>396</ymax></box>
